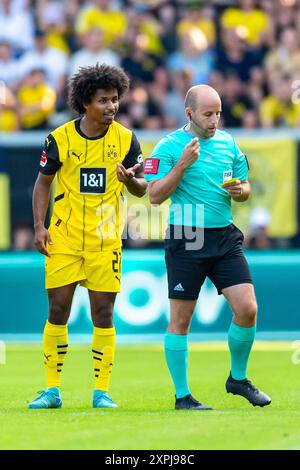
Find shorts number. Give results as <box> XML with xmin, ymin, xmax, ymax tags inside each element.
<box><xmin>112</xmin><ymin>251</ymin><xmax>121</xmax><ymax>273</ymax></box>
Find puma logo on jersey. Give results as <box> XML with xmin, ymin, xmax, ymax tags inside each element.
<box><xmin>72</xmin><ymin>151</ymin><xmax>82</xmax><ymax>160</ymax></box>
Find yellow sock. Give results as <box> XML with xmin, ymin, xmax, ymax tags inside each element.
<box><xmin>92</xmin><ymin>326</ymin><xmax>116</xmax><ymax>392</ymax></box>
<box><xmin>43</xmin><ymin>320</ymin><xmax>68</xmax><ymax>388</ymax></box>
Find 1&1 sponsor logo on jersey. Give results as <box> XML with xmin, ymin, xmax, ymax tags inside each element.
<box><xmin>80</xmin><ymin>167</ymin><xmax>107</xmax><ymax>194</ymax></box>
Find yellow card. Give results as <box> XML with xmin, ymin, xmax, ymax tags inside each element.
<box><xmin>221</xmin><ymin>177</ymin><xmax>240</xmax><ymax>188</ymax></box>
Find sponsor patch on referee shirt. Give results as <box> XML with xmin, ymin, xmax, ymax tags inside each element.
<box><xmin>144</xmin><ymin>158</ymin><xmax>159</xmax><ymax>174</ymax></box>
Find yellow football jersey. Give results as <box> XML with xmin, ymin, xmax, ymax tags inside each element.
<box><xmin>39</xmin><ymin>119</ymin><xmax>143</xmax><ymax>251</ymax></box>
<box><xmin>221</xmin><ymin>8</ymin><xmax>269</xmax><ymax>46</ymax></box>
<box><xmin>18</xmin><ymin>82</ymin><xmax>56</xmax><ymax>129</ymax></box>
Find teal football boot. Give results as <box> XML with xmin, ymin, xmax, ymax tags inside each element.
<box><xmin>93</xmin><ymin>390</ymin><xmax>117</xmax><ymax>408</ymax></box>
<box><xmin>28</xmin><ymin>387</ymin><xmax>62</xmax><ymax>409</ymax></box>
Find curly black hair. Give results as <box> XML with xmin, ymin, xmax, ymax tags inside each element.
<box><xmin>67</xmin><ymin>63</ymin><xmax>130</xmax><ymax>114</ymax></box>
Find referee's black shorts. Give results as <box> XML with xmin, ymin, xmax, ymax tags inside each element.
<box><xmin>165</xmin><ymin>224</ymin><xmax>253</xmax><ymax>300</ymax></box>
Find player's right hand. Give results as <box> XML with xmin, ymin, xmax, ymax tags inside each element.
<box><xmin>179</xmin><ymin>137</ymin><xmax>200</xmax><ymax>168</ymax></box>
<box><xmin>34</xmin><ymin>226</ymin><xmax>53</xmax><ymax>257</ymax></box>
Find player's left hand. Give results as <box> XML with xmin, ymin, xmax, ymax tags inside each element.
<box><xmin>225</xmin><ymin>180</ymin><xmax>243</xmax><ymax>197</ymax></box>
<box><xmin>116</xmin><ymin>163</ymin><xmax>140</xmax><ymax>183</ymax></box>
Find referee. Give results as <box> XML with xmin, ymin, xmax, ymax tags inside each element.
<box><xmin>145</xmin><ymin>85</ymin><xmax>271</xmax><ymax>410</ymax></box>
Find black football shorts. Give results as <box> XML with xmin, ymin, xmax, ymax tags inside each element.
<box><xmin>165</xmin><ymin>224</ymin><xmax>253</xmax><ymax>300</ymax></box>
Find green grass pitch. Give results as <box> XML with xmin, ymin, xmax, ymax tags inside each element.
<box><xmin>1</xmin><ymin>342</ymin><xmax>300</xmax><ymax>450</ymax></box>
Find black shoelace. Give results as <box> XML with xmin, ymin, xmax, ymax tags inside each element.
<box><xmin>244</xmin><ymin>379</ymin><xmax>259</xmax><ymax>393</ymax></box>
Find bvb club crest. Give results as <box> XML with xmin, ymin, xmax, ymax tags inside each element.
<box><xmin>107</xmin><ymin>144</ymin><xmax>118</xmax><ymax>161</ymax></box>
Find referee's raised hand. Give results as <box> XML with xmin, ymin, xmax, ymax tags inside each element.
<box><xmin>179</xmin><ymin>137</ymin><xmax>200</xmax><ymax>169</ymax></box>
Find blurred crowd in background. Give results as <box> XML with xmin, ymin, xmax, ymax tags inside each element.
<box><xmin>1</xmin><ymin>0</ymin><xmax>300</xmax><ymax>131</ymax></box>
<box><xmin>3</xmin><ymin>0</ymin><xmax>297</xmax><ymax>251</ymax></box>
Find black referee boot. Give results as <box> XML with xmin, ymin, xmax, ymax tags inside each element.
<box><xmin>226</xmin><ymin>373</ymin><xmax>271</xmax><ymax>407</ymax></box>
<box><xmin>175</xmin><ymin>394</ymin><xmax>212</xmax><ymax>410</ymax></box>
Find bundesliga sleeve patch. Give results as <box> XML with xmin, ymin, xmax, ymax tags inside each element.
<box><xmin>40</xmin><ymin>150</ymin><xmax>47</xmax><ymax>167</ymax></box>
<box><xmin>144</xmin><ymin>158</ymin><xmax>160</xmax><ymax>174</ymax></box>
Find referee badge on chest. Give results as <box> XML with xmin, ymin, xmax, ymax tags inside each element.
<box><xmin>107</xmin><ymin>144</ymin><xmax>118</xmax><ymax>161</ymax></box>
<box><xmin>223</xmin><ymin>170</ymin><xmax>233</xmax><ymax>183</ymax></box>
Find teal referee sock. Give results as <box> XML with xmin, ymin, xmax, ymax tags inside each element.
<box><xmin>228</xmin><ymin>322</ymin><xmax>256</xmax><ymax>380</ymax></box>
<box><xmin>164</xmin><ymin>333</ymin><xmax>190</xmax><ymax>399</ymax></box>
